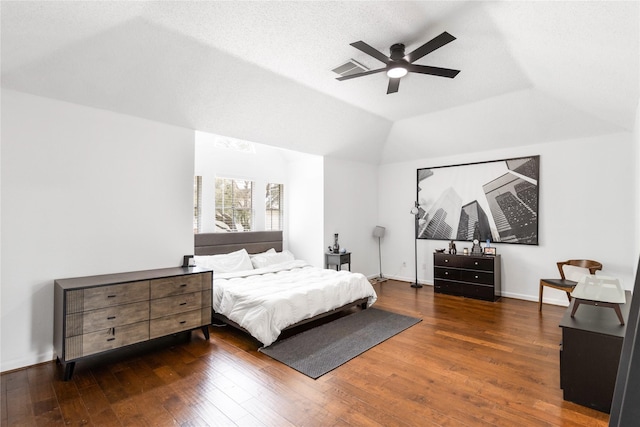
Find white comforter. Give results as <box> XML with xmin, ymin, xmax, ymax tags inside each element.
<box><xmin>213</xmin><ymin>260</ymin><xmax>377</xmax><ymax>346</ymax></box>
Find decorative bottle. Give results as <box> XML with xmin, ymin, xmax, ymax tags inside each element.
<box><xmin>332</xmin><ymin>233</ymin><xmax>340</xmax><ymax>254</ymax></box>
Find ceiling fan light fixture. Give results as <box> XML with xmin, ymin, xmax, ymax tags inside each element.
<box><xmin>387</xmin><ymin>65</ymin><xmax>408</xmax><ymax>78</ymax></box>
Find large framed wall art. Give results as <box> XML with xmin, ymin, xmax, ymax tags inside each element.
<box><xmin>416</xmin><ymin>155</ymin><xmax>539</xmax><ymax>245</ymax></box>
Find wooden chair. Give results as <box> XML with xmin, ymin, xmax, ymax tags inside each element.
<box><xmin>538</xmin><ymin>260</ymin><xmax>603</xmax><ymax>311</ymax></box>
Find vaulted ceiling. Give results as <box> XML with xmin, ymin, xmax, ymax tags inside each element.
<box><xmin>2</xmin><ymin>1</ymin><xmax>638</xmax><ymax>164</ymax></box>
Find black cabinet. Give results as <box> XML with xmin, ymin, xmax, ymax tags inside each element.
<box><xmin>433</xmin><ymin>253</ymin><xmax>501</xmax><ymax>301</ymax></box>
<box><xmin>559</xmin><ymin>291</ymin><xmax>631</xmax><ymax>413</ymax></box>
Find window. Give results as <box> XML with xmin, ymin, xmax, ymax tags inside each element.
<box><xmin>265</xmin><ymin>183</ymin><xmax>283</xmax><ymax>231</ymax></box>
<box><xmin>193</xmin><ymin>176</ymin><xmax>202</xmax><ymax>233</ymax></box>
<box><xmin>215</xmin><ymin>178</ymin><xmax>253</xmax><ymax>231</ymax></box>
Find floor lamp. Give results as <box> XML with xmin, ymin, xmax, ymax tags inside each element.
<box><xmin>409</xmin><ymin>202</ymin><xmax>425</xmax><ymax>288</ymax></box>
<box><xmin>372</xmin><ymin>226</ymin><xmax>387</xmax><ymax>282</ymax></box>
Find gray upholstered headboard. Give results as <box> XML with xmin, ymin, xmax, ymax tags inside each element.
<box><xmin>194</xmin><ymin>231</ymin><xmax>283</xmax><ymax>255</ymax></box>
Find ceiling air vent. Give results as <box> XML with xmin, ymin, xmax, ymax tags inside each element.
<box><xmin>331</xmin><ymin>59</ymin><xmax>369</xmax><ymax>77</ymax></box>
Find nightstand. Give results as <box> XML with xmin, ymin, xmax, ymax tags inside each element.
<box><xmin>325</xmin><ymin>252</ymin><xmax>351</xmax><ymax>271</ymax></box>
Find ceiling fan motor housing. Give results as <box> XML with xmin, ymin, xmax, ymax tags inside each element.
<box><xmin>389</xmin><ymin>43</ymin><xmax>406</xmax><ymax>61</ymax></box>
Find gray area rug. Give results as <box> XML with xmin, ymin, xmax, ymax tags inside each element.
<box><xmin>259</xmin><ymin>308</ymin><xmax>421</xmax><ymax>379</ymax></box>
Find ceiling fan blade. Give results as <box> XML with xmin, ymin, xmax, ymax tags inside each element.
<box><xmin>405</xmin><ymin>32</ymin><xmax>456</xmax><ymax>63</ymax></box>
<box><xmin>387</xmin><ymin>78</ymin><xmax>400</xmax><ymax>94</ymax></box>
<box><xmin>350</xmin><ymin>41</ymin><xmax>390</xmax><ymax>64</ymax></box>
<box><xmin>336</xmin><ymin>68</ymin><xmax>386</xmax><ymax>81</ymax></box>
<box><xmin>407</xmin><ymin>64</ymin><xmax>460</xmax><ymax>78</ymax></box>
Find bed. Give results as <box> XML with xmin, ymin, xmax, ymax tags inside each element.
<box><xmin>194</xmin><ymin>231</ymin><xmax>378</xmax><ymax>346</ymax></box>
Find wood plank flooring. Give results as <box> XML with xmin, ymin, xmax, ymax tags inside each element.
<box><xmin>1</xmin><ymin>280</ymin><xmax>610</xmax><ymax>426</ymax></box>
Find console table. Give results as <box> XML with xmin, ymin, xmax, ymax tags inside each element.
<box><xmin>54</xmin><ymin>266</ymin><xmax>212</xmax><ymax>380</ymax></box>
<box><xmin>433</xmin><ymin>253</ymin><xmax>501</xmax><ymax>301</ymax></box>
<box><xmin>559</xmin><ymin>290</ymin><xmax>631</xmax><ymax>413</ymax></box>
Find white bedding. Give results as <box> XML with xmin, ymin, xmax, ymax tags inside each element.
<box><xmin>213</xmin><ymin>259</ymin><xmax>378</xmax><ymax>346</ymax></box>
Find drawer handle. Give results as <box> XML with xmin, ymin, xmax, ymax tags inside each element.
<box><xmin>444</xmin><ymin>272</ymin><xmax>449</xmax><ymax>275</ymax></box>
<box><xmin>179</xmin><ymin>320</ymin><xmax>187</xmax><ymax>324</ymax></box>
<box><xmin>107</xmin><ymin>295</ymin><xmax>117</xmax><ymax>298</ymax></box>
<box><xmin>107</xmin><ymin>338</ymin><xmax>115</xmax><ymax>342</ymax></box>
<box><xmin>475</xmin><ymin>275</ymin><xmax>479</xmax><ymax>279</ymax></box>
<box><xmin>179</xmin><ymin>302</ymin><xmax>187</xmax><ymax>306</ymax></box>
<box><xmin>444</xmin><ymin>259</ymin><xmax>449</xmax><ymax>263</ymax></box>
<box><xmin>107</xmin><ymin>316</ymin><xmax>116</xmax><ymax>320</ymax></box>
<box><xmin>474</xmin><ymin>262</ymin><xmax>478</xmax><ymax>265</ymax></box>
<box><xmin>180</xmin><ymin>284</ymin><xmax>187</xmax><ymax>287</ymax></box>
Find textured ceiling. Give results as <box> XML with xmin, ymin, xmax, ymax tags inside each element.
<box><xmin>1</xmin><ymin>1</ymin><xmax>638</xmax><ymax>164</ymax></box>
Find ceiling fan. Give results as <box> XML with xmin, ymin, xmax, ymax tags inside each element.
<box><xmin>336</xmin><ymin>31</ymin><xmax>460</xmax><ymax>94</ymax></box>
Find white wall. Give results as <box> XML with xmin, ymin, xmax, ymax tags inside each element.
<box><xmin>635</xmin><ymin>100</ymin><xmax>640</xmax><ymax>265</ymax></box>
<box><xmin>323</xmin><ymin>157</ymin><xmax>379</xmax><ymax>276</ymax></box>
<box><xmin>287</xmin><ymin>154</ymin><xmax>324</xmax><ymax>267</ymax></box>
<box><xmin>1</xmin><ymin>90</ymin><xmax>195</xmax><ymax>372</ymax></box>
<box><xmin>379</xmin><ymin>131</ymin><xmax>639</xmax><ymax>305</ymax></box>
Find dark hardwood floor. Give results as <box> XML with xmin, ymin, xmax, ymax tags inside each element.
<box><xmin>2</xmin><ymin>280</ymin><xmax>610</xmax><ymax>426</ymax></box>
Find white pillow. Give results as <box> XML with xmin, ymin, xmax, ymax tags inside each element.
<box><xmin>194</xmin><ymin>249</ymin><xmax>253</xmax><ymax>273</ymax></box>
<box><xmin>249</xmin><ymin>248</ymin><xmax>276</xmax><ymax>258</ymax></box>
<box><xmin>251</xmin><ymin>250</ymin><xmax>295</xmax><ymax>269</ymax></box>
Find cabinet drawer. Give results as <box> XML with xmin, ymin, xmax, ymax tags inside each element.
<box><xmin>149</xmin><ymin>309</ymin><xmax>205</xmax><ymax>339</ymax></box>
<box><xmin>465</xmin><ymin>257</ymin><xmax>495</xmax><ymax>272</ymax></box>
<box><xmin>150</xmin><ymin>292</ymin><xmax>203</xmax><ymax>319</ymax></box>
<box><xmin>434</xmin><ymin>280</ymin><xmax>463</xmax><ymax>296</ymax></box>
<box><xmin>65</xmin><ymin>321</ymin><xmax>149</xmax><ymax>360</ymax></box>
<box><xmin>460</xmin><ymin>270</ymin><xmax>494</xmax><ymax>285</ymax></box>
<box><xmin>78</xmin><ymin>281</ymin><xmax>149</xmax><ymax>312</ymax></box>
<box><xmin>464</xmin><ymin>283</ymin><xmax>495</xmax><ymax>301</ymax></box>
<box><xmin>434</xmin><ymin>254</ymin><xmax>494</xmax><ymax>271</ymax></box>
<box><xmin>150</xmin><ymin>274</ymin><xmax>203</xmax><ymax>299</ymax></box>
<box><xmin>65</xmin><ymin>301</ymin><xmax>149</xmax><ymax>337</ymax></box>
<box><xmin>434</xmin><ymin>267</ymin><xmax>460</xmax><ymax>281</ymax></box>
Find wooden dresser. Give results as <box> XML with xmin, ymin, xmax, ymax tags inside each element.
<box><xmin>54</xmin><ymin>266</ymin><xmax>212</xmax><ymax>380</ymax></box>
<box><xmin>433</xmin><ymin>253</ymin><xmax>501</xmax><ymax>301</ymax></box>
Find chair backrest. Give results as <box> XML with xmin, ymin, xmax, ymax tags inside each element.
<box><xmin>556</xmin><ymin>259</ymin><xmax>603</xmax><ymax>280</ymax></box>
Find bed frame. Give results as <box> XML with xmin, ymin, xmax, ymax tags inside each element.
<box><xmin>195</xmin><ymin>231</ymin><xmax>368</xmax><ymax>342</ymax></box>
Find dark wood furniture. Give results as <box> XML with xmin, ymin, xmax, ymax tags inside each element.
<box><xmin>325</xmin><ymin>252</ymin><xmax>351</xmax><ymax>271</ymax></box>
<box><xmin>54</xmin><ymin>266</ymin><xmax>212</xmax><ymax>380</ymax></box>
<box><xmin>433</xmin><ymin>253</ymin><xmax>501</xmax><ymax>301</ymax></box>
<box><xmin>559</xmin><ymin>290</ymin><xmax>631</xmax><ymax>413</ymax></box>
<box><xmin>539</xmin><ymin>259</ymin><xmax>603</xmax><ymax>311</ymax></box>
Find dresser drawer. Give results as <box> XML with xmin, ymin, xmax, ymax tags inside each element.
<box><xmin>465</xmin><ymin>257</ymin><xmax>495</xmax><ymax>272</ymax></box>
<box><xmin>434</xmin><ymin>254</ymin><xmax>494</xmax><ymax>271</ymax></box>
<box><xmin>460</xmin><ymin>270</ymin><xmax>494</xmax><ymax>285</ymax></box>
<box><xmin>434</xmin><ymin>280</ymin><xmax>463</xmax><ymax>296</ymax></box>
<box><xmin>149</xmin><ymin>309</ymin><xmax>205</xmax><ymax>339</ymax></box>
<box><xmin>463</xmin><ymin>283</ymin><xmax>495</xmax><ymax>301</ymax></box>
<box><xmin>150</xmin><ymin>292</ymin><xmax>203</xmax><ymax>319</ymax></box>
<box><xmin>434</xmin><ymin>267</ymin><xmax>460</xmax><ymax>281</ymax></box>
<box><xmin>78</xmin><ymin>281</ymin><xmax>149</xmax><ymax>312</ymax></box>
<box><xmin>150</xmin><ymin>274</ymin><xmax>203</xmax><ymax>299</ymax></box>
<box><xmin>65</xmin><ymin>321</ymin><xmax>149</xmax><ymax>360</ymax></box>
<box><xmin>65</xmin><ymin>301</ymin><xmax>149</xmax><ymax>337</ymax></box>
